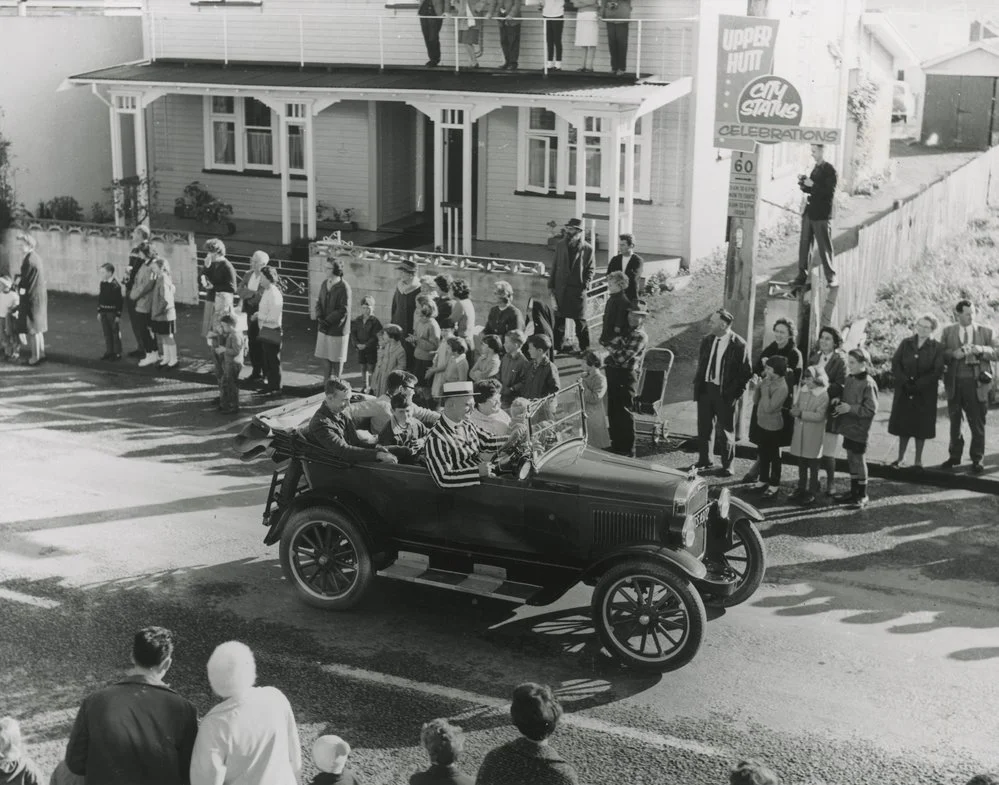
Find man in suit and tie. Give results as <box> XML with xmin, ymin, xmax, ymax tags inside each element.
<box><xmin>940</xmin><ymin>299</ymin><xmax>998</xmax><ymax>473</ymax></box>
<box><xmin>548</xmin><ymin>217</ymin><xmax>595</xmax><ymax>356</ymax></box>
<box><xmin>692</xmin><ymin>308</ymin><xmax>753</xmax><ymax>476</ymax></box>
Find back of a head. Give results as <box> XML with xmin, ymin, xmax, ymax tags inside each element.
<box><xmin>510</xmin><ymin>682</ymin><xmax>562</xmax><ymax>742</ymax></box>
<box><xmin>132</xmin><ymin>626</ymin><xmax>174</xmax><ymax>670</ymax></box>
<box><xmin>967</xmin><ymin>776</ymin><xmax>999</xmax><ymax>785</ymax></box>
<box><xmin>729</xmin><ymin>759</ymin><xmax>780</xmax><ymax>785</ymax></box>
<box><xmin>421</xmin><ymin>718</ymin><xmax>465</xmax><ymax>766</ymax></box>
<box><xmin>207</xmin><ymin>641</ymin><xmax>257</xmax><ymax>699</ymax></box>
<box><xmin>0</xmin><ymin>716</ymin><xmax>22</xmax><ymax>759</ymax></box>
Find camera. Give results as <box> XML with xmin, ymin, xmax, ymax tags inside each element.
<box><xmin>979</xmin><ymin>370</ymin><xmax>994</xmax><ymax>385</ymax></box>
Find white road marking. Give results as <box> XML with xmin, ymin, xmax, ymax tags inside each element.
<box><xmin>0</xmin><ymin>400</ymin><xmax>207</xmax><ymax>435</ymax></box>
<box><xmin>318</xmin><ymin>662</ymin><xmax>728</xmax><ymax>758</ymax></box>
<box><xmin>0</xmin><ymin>588</ymin><xmax>61</xmax><ymax>609</ymax></box>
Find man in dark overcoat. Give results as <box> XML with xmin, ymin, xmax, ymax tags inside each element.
<box><xmin>548</xmin><ymin>217</ymin><xmax>594</xmax><ymax>355</ymax></box>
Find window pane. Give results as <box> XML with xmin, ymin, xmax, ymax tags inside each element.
<box><xmin>619</xmin><ymin>143</ymin><xmax>643</xmax><ymax>190</ymax></box>
<box><xmin>585</xmin><ymin>147</ymin><xmax>601</xmax><ymax>188</ymax></box>
<box><xmin>528</xmin><ymin>138</ymin><xmax>548</xmax><ymax>189</ymax></box>
<box><xmin>213</xmin><ymin>121</ymin><xmax>235</xmax><ymax>165</ymax></box>
<box><xmin>288</xmin><ymin>125</ymin><xmax>304</xmax><ymax>170</ymax></box>
<box><xmin>244</xmin><ymin>97</ymin><xmax>271</xmax><ymax>128</ymax></box>
<box><xmin>246</xmin><ymin>129</ymin><xmax>273</xmax><ymax>166</ymax></box>
<box><xmin>212</xmin><ymin>96</ymin><xmax>234</xmax><ymax>115</ymax></box>
<box><xmin>529</xmin><ymin>108</ymin><xmax>556</xmax><ymax>132</ymax></box>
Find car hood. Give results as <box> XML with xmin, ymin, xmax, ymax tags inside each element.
<box><xmin>536</xmin><ymin>445</ymin><xmax>689</xmax><ymax>502</ymax></box>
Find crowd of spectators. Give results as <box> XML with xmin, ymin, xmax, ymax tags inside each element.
<box><xmin>6</xmin><ymin>626</ymin><xmax>957</xmax><ymax>785</ymax></box>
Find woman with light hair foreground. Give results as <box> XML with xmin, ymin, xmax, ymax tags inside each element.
<box><xmin>190</xmin><ymin>641</ymin><xmax>302</xmax><ymax>785</ymax></box>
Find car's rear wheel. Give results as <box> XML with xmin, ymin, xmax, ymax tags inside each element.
<box><xmin>704</xmin><ymin>518</ymin><xmax>766</xmax><ymax>608</ymax></box>
<box><xmin>592</xmin><ymin>561</ymin><xmax>706</xmax><ymax>672</ymax></box>
<box><xmin>279</xmin><ymin>506</ymin><xmax>373</xmax><ymax>610</ymax></box>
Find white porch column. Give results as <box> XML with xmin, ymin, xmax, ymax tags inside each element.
<box><xmin>109</xmin><ymin>102</ymin><xmax>124</xmax><ymax>227</ymax></box>
<box><xmin>305</xmin><ymin>109</ymin><xmax>317</xmax><ymax>239</ymax></box>
<box><xmin>608</xmin><ymin>120</ymin><xmax>623</xmax><ymax>267</ymax></box>
<box><xmin>133</xmin><ymin>101</ymin><xmax>149</xmax><ymax>228</ymax></box>
<box><xmin>622</xmin><ymin>117</ymin><xmax>637</xmax><ymax>236</ymax></box>
<box><xmin>573</xmin><ymin>116</ymin><xmax>586</xmax><ymax>221</ymax></box>
<box><xmin>462</xmin><ymin>111</ymin><xmax>473</xmax><ymax>256</ymax></box>
<box><xmin>415</xmin><ymin>114</ymin><xmax>426</xmax><ymax>212</ymax></box>
<box><xmin>279</xmin><ymin>114</ymin><xmax>291</xmax><ymax>244</ymax></box>
<box><xmin>433</xmin><ymin>116</ymin><xmax>444</xmax><ymax>252</ymax></box>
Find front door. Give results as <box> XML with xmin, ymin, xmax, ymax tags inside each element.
<box><xmin>440</xmin><ymin>120</ymin><xmax>479</xmax><ymax>250</ymax></box>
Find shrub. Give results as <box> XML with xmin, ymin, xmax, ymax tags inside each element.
<box><xmin>108</xmin><ymin>174</ymin><xmax>158</xmax><ymax>227</ymax></box>
<box><xmin>37</xmin><ymin>196</ymin><xmax>85</xmax><ymax>222</ymax></box>
<box><xmin>90</xmin><ymin>201</ymin><xmax>115</xmax><ymax>224</ymax></box>
<box><xmin>0</xmin><ymin>127</ymin><xmax>15</xmax><ymax>232</ymax></box>
<box><xmin>174</xmin><ymin>181</ymin><xmax>234</xmax><ymax>227</ymax></box>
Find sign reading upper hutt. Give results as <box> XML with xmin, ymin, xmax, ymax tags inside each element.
<box><xmin>714</xmin><ymin>16</ymin><xmax>840</xmax><ymax>149</ymax></box>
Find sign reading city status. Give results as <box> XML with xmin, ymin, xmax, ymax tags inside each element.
<box><xmin>713</xmin><ymin>16</ymin><xmax>780</xmax><ymax>151</ymax></box>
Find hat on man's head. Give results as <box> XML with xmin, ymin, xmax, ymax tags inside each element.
<box><xmin>312</xmin><ymin>735</ymin><xmax>350</xmax><ymax>775</ymax></box>
<box><xmin>400</xmin><ymin>258</ymin><xmax>419</xmax><ymax>275</ymax></box>
<box><xmin>564</xmin><ymin>217</ymin><xmax>583</xmax><ymax>232</ymax></box>
<box><xmin>628</xmin><ymin>300</ymin><xmax>650</xmax><ymax>316</ymax></box>
<box><xmin>440</xmin><ymin>380</ymin><xmax>475</xmax><ymax>399</ymax></box>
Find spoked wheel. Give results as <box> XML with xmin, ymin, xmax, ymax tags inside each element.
<box><xmin>704</xmin><ymin>518</ymin><xmax>766</xmax><ymax>608</ymax></box>
<box><xmin>279</xmin><ymin>506</ymin><xmax>373</xmax><ymax>610</ymax></box>
<box><xmin>592</xmin><ymin>561</ymin><xmax>706</xmax><ymax>672</ymax></box>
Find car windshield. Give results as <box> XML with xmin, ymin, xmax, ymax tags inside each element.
<box><xmin>524</xmin><ymin>385</ymin><xmax>587</xmax><ymax>463</ymax></box>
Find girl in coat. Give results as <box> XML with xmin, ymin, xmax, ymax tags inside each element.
<box><xmin>370</xmin><ymin>324</ymin><xmax>408</xmax><ymax>398</ymax></box>
<box><xmin>750</xmin><ymin>355</ymin><xmax>789</xmax><ymax>498</ymax></box>
<box><xmin>469</xmin><ymin>334</ymin><xmax>502</xmax><ymax>383</ymax></box>
<box><xmin>15</xmin><ymin>232</ymin><xmax>47</xmax><ymax>366</ymax></box>
<box><xmin>830</xmin><ymin>348</ymin><xmax>879</xmax><ymax>508</ymax></box>
<box><xmin>788</xmin><ymin>365</ymin><xmax>830</xmax><ymax>505</ymax></box>
<box><xmin>809</xmin><ymin>326</ymin><xmax>848</xmax><ymax>495</ymax></box>
<box><xmin>410</xmin><ymin>295</ymin><xmax>442</xmax><ymax>394</ymax></box>
<box><xmin>441</xmin><ymin>336</ymin><xmax>470</xmax><ymax>386</ymax></box>
<box><xmin>580</xmin><ymin>350</ymin><xmax>610</xmax><ymax>449</ymax></box>
<box><xmin>426</xmin><ymin>319</ymin><xmax>456</xmax><ymax>400</ymax></box>
<box><xmin>151</xmin><ymin>257</ymin><xmax>178</xmax><ymax>368</ymax></box>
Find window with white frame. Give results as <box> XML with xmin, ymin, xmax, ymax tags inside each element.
<box><xmin>204</xmin><ymin>96</ymin><xmax>280</xmax><ymax>173</ymax></box>
<box><xmin>517</xmin><ymin>109</ymin><xmax>652</xmax><ymax>200</ymax></box>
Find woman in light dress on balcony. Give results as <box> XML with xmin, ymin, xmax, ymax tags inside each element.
<box><xmin>453</xmin><ymin>0</ymin><xmax>491</xmax><ymax>69</ymax></box>
<box><xmin>573</xmin><ymin>0</ymin><xmax>600</xmax><ymax>72</ymax></box>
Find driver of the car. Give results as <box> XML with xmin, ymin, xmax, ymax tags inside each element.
<box><xmin>424</xmin><ymin>380</ymin><xmax>509</xmax><ymax>489</ymax></box>
<box><xmin>304</xmin><ymin>377</ymin><xmax>398</xmax><ymax>464</ymax></box>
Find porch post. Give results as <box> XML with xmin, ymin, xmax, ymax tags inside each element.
<box><xmin>133</xmin><ymin>101</ymin><xmax>149</xmax><ymax>228</ymax></box>
<box><xmin>433</xmin><ymin>112</ymin><xmax>444</xmax><ymax>252</ymax></box>
<box><xmin>573</xmin><ymin>115</ymin><xmax>586</xmax><ymax>221</ymax></box>
<box><xmin>415</xmin><ymin>113</ymin><xmax>426</xmax><ymax>212</ymax></box>
<box><xmin>622</xmin><ymin>117</ymin><xmax>637</xmax><ymax>235</ymax></box>
<box><xmin>109</xmin><ymin>103</ymin><xmax>124</xmax><ymax>228</ymax></box>
<box><xmin>462</xmin><ymin>111</ymin><xmax>473</xmax><ymax>256</ymax></box>
<box><xmin>279</xmin><ymin>109</ymin><xmax>291</xmax><ymax>245</ymax></box>
<box><xmin>608</xmin><ymin>119</ymin><xmax>623</xmax><ymax>267</ymax></box>
<box><xmin>305</xmin><ymin>108</ymin><xmax>317</xmax><ymax>239</ymax></box>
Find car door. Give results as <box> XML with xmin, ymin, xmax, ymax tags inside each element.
<box><xmin>437</xmin><ymin>476</ymin><xmax>526</xmax><ymax>555</ymax></box>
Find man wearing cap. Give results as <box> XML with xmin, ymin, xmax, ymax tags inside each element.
<box><xmin>549</xmin><ymin>217</ymin><xmax>594</xmax><ymax>355</ymax></box>
<box><xmin>693</xmin><ymin>308</ymin><xmax>752</xmax><ymax>476</ymax></box>
<box><xmin>306</xmin><ymin>377</ymin><xmax>399</xmax><ymax>464</ymax></box>
<box><xmin>604</xmin><ymin>300</ymin><xmax>650</xmax><ymax>456</ymax></box>
<box><xmin>424</xmin><ymin>381</ymin><xmax>508</xmax><ymax>489</ymax></box>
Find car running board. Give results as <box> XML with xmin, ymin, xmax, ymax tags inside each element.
<box><xmin>377</xmin><ymin>552</ymin><xmax>541</xmax><ymax>604</ymax></box>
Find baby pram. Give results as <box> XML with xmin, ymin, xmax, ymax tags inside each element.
<box><xmin>631</xmin><ymin>347</ymin><xmax>674</xmax><ymax>448</ymax></box>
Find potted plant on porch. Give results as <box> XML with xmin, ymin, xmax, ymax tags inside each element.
<box><xmin>316</xmin><ymin>202</ymin><xmax>358</xmax><ymax>233</ymax></box>
<box><xmin>173</xmin><ymin>181</ymin><xmax>236</xmax><ymax>236</ymax></box>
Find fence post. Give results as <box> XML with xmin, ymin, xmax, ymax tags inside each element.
<box><xmin>635</xmin><ymin>19</ymin><xmax>642</xmax><ymax>78</ymax></box>
<box><xmin>299</xmin><ymin>15</ymin><xmax>305</xmax><ymax>67</ymax></box>
<box><xmin>149</xmin><ymin>11</ymin><xmax>157</xmax><ymax>61</ymax></box>
<box><xmin>223</xmin><ymin>11</ymin><xmax>229</xmax><ymax>66</ymax></box>
<box><xmin>542</xmin><ymin>17</ymin><xmax>548</xmax><ymax>76</ymax></box>
<box><xmin>453</xmin><ymin>17</ymin><xmax>460</xmax><ymax>72</ymax></box>
<box><xmin>378</xmin><ymin>16</ymin><xmax>385</xmax><ymax>70</ymax></box>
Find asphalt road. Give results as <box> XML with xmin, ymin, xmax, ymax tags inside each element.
<box><xmin>2</xmin><ymin>362</ymin><xmax>998</xmax><ymax>785</ymax></box>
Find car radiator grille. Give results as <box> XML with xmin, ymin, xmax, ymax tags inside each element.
<box><xmin>686</xmin><ymin>481</ymin><xmax>710</xmax><ymax>559</ymax></box>
<box><xmin>687</xmin><ymin>482</ymin><xmax>709</xmax><ymax>516</ymax></box>
<box><xmin>592</xmin><ymin>509</ymin><xmax>659</xmax><ymax>546</ymax></box>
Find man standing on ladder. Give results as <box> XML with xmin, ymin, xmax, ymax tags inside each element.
<box><xmin>793</xmin><ymin>143</ymin><xmax>839</xmax><ymax>292</ymax></box>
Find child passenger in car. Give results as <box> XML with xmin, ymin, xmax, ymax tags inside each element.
<box><xmin>377</xmin><ymin>392</ymin><xmax>428</xmax><ymax>464</ymax></box>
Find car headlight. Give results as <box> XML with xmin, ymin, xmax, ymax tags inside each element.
<box><xmin>717</xmin><ymin>487</ymin><xmax>731</xmax><ymax>519</ymax></box>
<box><xmin>680</xmin><ymin>515</ymin><xmax>697</xmax><ymax>547</ymax></box>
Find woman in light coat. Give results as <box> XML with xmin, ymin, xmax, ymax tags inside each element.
<box><xmin>15</xmin><ymin>232</ymin><xmax>47</xmax><ymax>365</ymax></box>
<box><xmin>190</xmin><ymin>641</ymin><xmax>301</xmax><ymax>785</ymax></box>
<box><xmin>788</xmin><ymin>365</ymin><xmax>830</xmax><ymax>505</ymax></box>
<box><xmin>150</xmin><ymin>257</ymin><xmax>178</xmax><ymax>368</ymax></box>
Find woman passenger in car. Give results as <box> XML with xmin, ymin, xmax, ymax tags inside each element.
<box><xmin>468</xmin><ymin>378</ymin><xmax>511</xmax><ymax>437</ymax></box>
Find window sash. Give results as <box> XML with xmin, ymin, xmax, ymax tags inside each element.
<box><xmin>288</xmin><ymin>124</ymin><xmax>305</xmax><ymax>173</ymax></box>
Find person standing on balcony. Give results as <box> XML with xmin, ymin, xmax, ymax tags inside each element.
<box><xmin>419</xmin><ymin>0</ymin><xmax>447</xmax><ymax>67</ymax></box>
<box><xmin>573</xmin><ymin>0</ymin><xmax>600</xmax><ymax>72</ymax></box>
<box><xmin>793</xmin><ymin>143</ymin><xmax>838</xmax><ymax>290</ymax></box>
<box><xmin>606</xmin><ymin>233</ymin><xmax>644</xmax><ymax>302</ymax></box>
<box><xmin>542</xmin><ymin>0</ymin><xmax>566</xmax><ymax>70</ymax></box>
<box><xmin>549</xmin><ymin>217</ymin><xmax>594</xmax><ymax>356</ymax></box>
<box><xmin>495</xmin><ymin>0</ymin><xmax>522</xmax><ymax>71</ymax></box>
<box><xmin>601</xmin><ymin>0</ymin><xmax>632</xmax><ymax>76</ymax></box>
<box><xmin>456</xmin><ymin>0</ymin><xmax>490</xmax><ymax>69</ymax></box>
<box><xmin>238</xmin><ymin>250</ymin><xmax>268</xmax><ymax>384</ymax></box>
<box><xmin>315</xmin><ymin>258</ymin><xmax>352</xmax><ymax>384</ymax></box>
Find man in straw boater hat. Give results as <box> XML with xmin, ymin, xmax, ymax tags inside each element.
<box><xmin>424</xmin><ymin>381</ymin><xmax>509</xmax><ymax>489</ymax></box>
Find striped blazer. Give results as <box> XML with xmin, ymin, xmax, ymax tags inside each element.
<box><xmin>424</xmin><ymin>415</ymin><xmax>506</xmax><ymax>489</ymax></box>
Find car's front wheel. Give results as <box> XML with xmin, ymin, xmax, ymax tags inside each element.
<box><xmin>704</xmin><ymin>518</ymin><xmax>766</xmax><ymax>608</ymax></box>
<box><xmin>592</xmin><ymin>561</ymin><xmax>706</xmax><ymax>672</ymax></box>
<box><xmin>279</xmin><ymin>506</ymin><xmax>373</xmax><ymax>610</ymax></box>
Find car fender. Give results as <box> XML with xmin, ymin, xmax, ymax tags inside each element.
<box><xmin>266</xmin><ymin>489</ymin><xmax>386</xmax><ymax>554</ymax></box>
<box><xmin>581</xmin><ymin>544</ymin><xmax>708</xmax><ymax>585</ymax></box>
<box><xmin>728</xmin><ymin>496</ymin><xmax>764</xmax><ymax>522</ymax></box>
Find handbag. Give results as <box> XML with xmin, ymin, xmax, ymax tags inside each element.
<box><xmin>258</xmin><ymin>326</ymin><xmax>282</xmax><ymax>345</ymax></box>
<box><xmin>458</xmin><ymin>26</ymin><xmax>480</xmax><ymax>44</ymax></box>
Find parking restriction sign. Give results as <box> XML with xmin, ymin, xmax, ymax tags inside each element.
<box><xmin>728</xmin><ymin>151</ymin><xmax>758</xmax><ymax>220</ymax></box>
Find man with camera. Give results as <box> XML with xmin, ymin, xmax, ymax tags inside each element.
<box><xmin>793</xmin><ymin>143</ymin><xmax>838</xmax><ymax>290</ymax></box>
<box><xmin>940</xmin><ymin>299</ymin><xmax>998</xmax><ymax>473</ymax></box>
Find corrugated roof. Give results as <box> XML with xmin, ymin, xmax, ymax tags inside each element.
<box><xmin>67</xmin><ymin>60</ymin><xmax>685</xmax><ymax>108</ymax></box>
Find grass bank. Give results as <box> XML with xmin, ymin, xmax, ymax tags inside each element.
<box><xmin>864</xmin><ymin>208</ymin><xmax>999</xmax><ymax>387</ymax></box>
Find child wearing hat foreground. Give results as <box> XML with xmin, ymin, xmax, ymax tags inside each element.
<box><xmin>830</xmin><ymin>348</ymin><xmax>878</xmax><ymax>508</ymax></box>
<box><xmin>310</xmin><ymin>735</ymin><xmax>359</xmax><ymax>785</ymax></box>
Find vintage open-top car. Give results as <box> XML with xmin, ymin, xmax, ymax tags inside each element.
<box><xmin>234</xmin><ymin>385</ymin><xmax>767</xmax><ymax>672</ymax></box>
